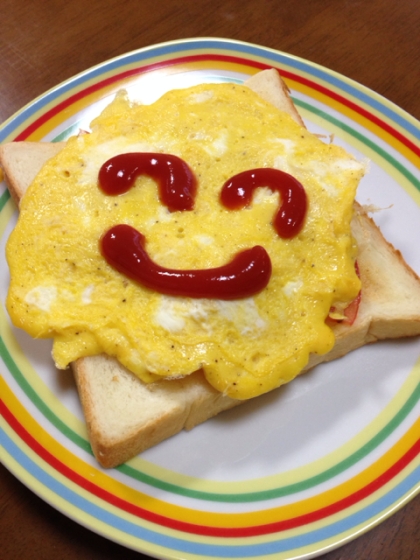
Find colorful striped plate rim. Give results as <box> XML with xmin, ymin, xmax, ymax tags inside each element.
<box><xmin>0</xmin><ymin>38</ymin><xmax>419</xmax><ymax>559</ymax></box>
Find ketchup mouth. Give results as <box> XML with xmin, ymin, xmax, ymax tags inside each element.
<box><xmin>101</xmin><ymin>225</ymin><xmax>272</xmax><ymax>300</ymax></box>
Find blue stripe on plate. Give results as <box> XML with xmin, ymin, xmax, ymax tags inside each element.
<box><xmin>203</xmin><ymin>39</ymin><xmax>420</xmax><ymax>140</ymax></box>
<box><xmin>1</xmin><ymin>426</ymin><xmax>419</xmax><ymax>558</ymax></box>
<box><xmin>1</xmin><ymin>39</ymin><xmax>419</xmax><ymax>143</ymax></box>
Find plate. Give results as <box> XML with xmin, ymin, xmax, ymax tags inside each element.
<box><xmin>1</xmin><ymin>38</ymin><xmax>420</xmax><ymax>560</ymax></box>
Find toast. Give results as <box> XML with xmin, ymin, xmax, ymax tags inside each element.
<box><xmin>2</xmin><ymin>70</ymin><xmax>420</xmax><ymax>468</ymax></box>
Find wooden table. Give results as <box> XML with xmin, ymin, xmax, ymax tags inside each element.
<box><xmin>1</xmin><ymin>0</ymin><xmax>419</xmax><ymax>558</ymax></box>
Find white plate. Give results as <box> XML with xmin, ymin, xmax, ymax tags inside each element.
<box><xmin>1</xmin><ymin>38</ymin><xmax>420</xmax><ymax>559</ymax></box>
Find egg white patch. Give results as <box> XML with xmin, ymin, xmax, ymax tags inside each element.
<box><xmin>193</xmin><ymin>234</ymin><xmax>214</xmax><ymax>246</ymax></box>
<box><xmin>283</xmin><ymin>279</ymin><xmax>303</xmax><ymax>297</ymax></box>
<box><xmin>25</xmin><ymin>286</ymin><xmax>57</xmax><ymax>312</ymax></box>
<box><xmin>154</xmin><ymin>300</ymin><xmax>187</xmax><ymax>333</ymax></box>
<box><xmin>203</xmin><ymin>130</ymin><xmax>229</xmax><ymax>157</ymax></box>
<box><xmin>189</xmin><ymin>90</ymin><xmax>214</xmax><ymax>104</ymax></box>
<box><xmin>82</xmin><ymin>285</ymin><xmax>95</xmax><ymax>304</ymax></box>
<box><xmin>153</xmin><ymin>296</ymin><xmax>267</xmax><ymax>337</ymax></box>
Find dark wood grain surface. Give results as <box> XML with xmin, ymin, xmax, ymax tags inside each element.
<box><xmin>1</xmin><ymin>0</ymin><xmax>419</xmax><ymax>558</ymax></box>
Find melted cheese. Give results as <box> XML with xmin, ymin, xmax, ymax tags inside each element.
<box><xmin>6</xmin><ymin>83</ymin><xmax>365</xmax><ymax>399</ymax></box>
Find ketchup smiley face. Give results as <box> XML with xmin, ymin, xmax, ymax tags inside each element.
<box><xmin>98</xmin><ymin>153</ymin><xmax>307</xmax><ymax>300</ymax></box>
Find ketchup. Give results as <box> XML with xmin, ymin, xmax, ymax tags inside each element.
<box><xmin>98</xmin><ymin>152</ymin><xmax>197</xmax><ymax>212</ymax></box>
<box><xmin>98</xmin><ymin>153</ymin><xmax>307</xmax><ymax>299</ymax></box>
<box><xmin>101</xmin><ymin>224</ymin><xmax>271</xmax><ymax>300</ymax></box>
<box><xmin>221</xmin><ymin>168</ymin><xmax>307</xmax><ymax>238</ymax></box>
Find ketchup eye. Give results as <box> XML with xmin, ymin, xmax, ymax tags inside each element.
<box><xmin>220</xmin><ymin>168</ymin><xmax>307</xmax><ymax>238</ymax></box>
<box><xmin>98</xmin><ymin>152</ymin><xmax>197</xmax><ymax>212</ymax></box>
<box><xmin>98</xmin><ymin>154</ymin><xmax>308</xmax><ymax>299</ymax></box>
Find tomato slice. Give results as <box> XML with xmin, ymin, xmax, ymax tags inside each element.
<box><xmin>341</xmin><ymin>290</ymin><xmax>361</xmax><ymax>325</ymax></box>
<box><xmin>328</xmin><ymin>262</ymin><xmax>361</xmax><ymax>326</ymax></box>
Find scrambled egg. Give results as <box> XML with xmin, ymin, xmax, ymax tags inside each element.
<box><xmin>6</xmin><ymin>83</ymin><xmax>365</xmax><ymax>399</ymax></box>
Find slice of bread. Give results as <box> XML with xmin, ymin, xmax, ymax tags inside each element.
<box><xmin>0</xmin><ymin>141</ymin><xmax>64</xmax><ymax>206</ymax></box>
<box><xmin>2</xmin><ymin>70</ymin><xmax>420</xmax><ymax>468</ymax></box>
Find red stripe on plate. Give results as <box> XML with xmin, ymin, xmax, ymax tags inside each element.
<box><xmin>278</xmin><ymin>69</ymin><xmax>420</xmax><ymax>158</ymax></box>
<box><xmin>14</xmin><ymin>54</ymin><xmax>263</xmax><ymax>141</ymax></box>
<box><xmin>13</xmin><ymin>53</ymin><xmax>419</xmax><ymax>163</ymax></box>
<box><xmin>1</xmin><ymin>398</ymin><xmax>419</xmax><ymax>537</ymax></box>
